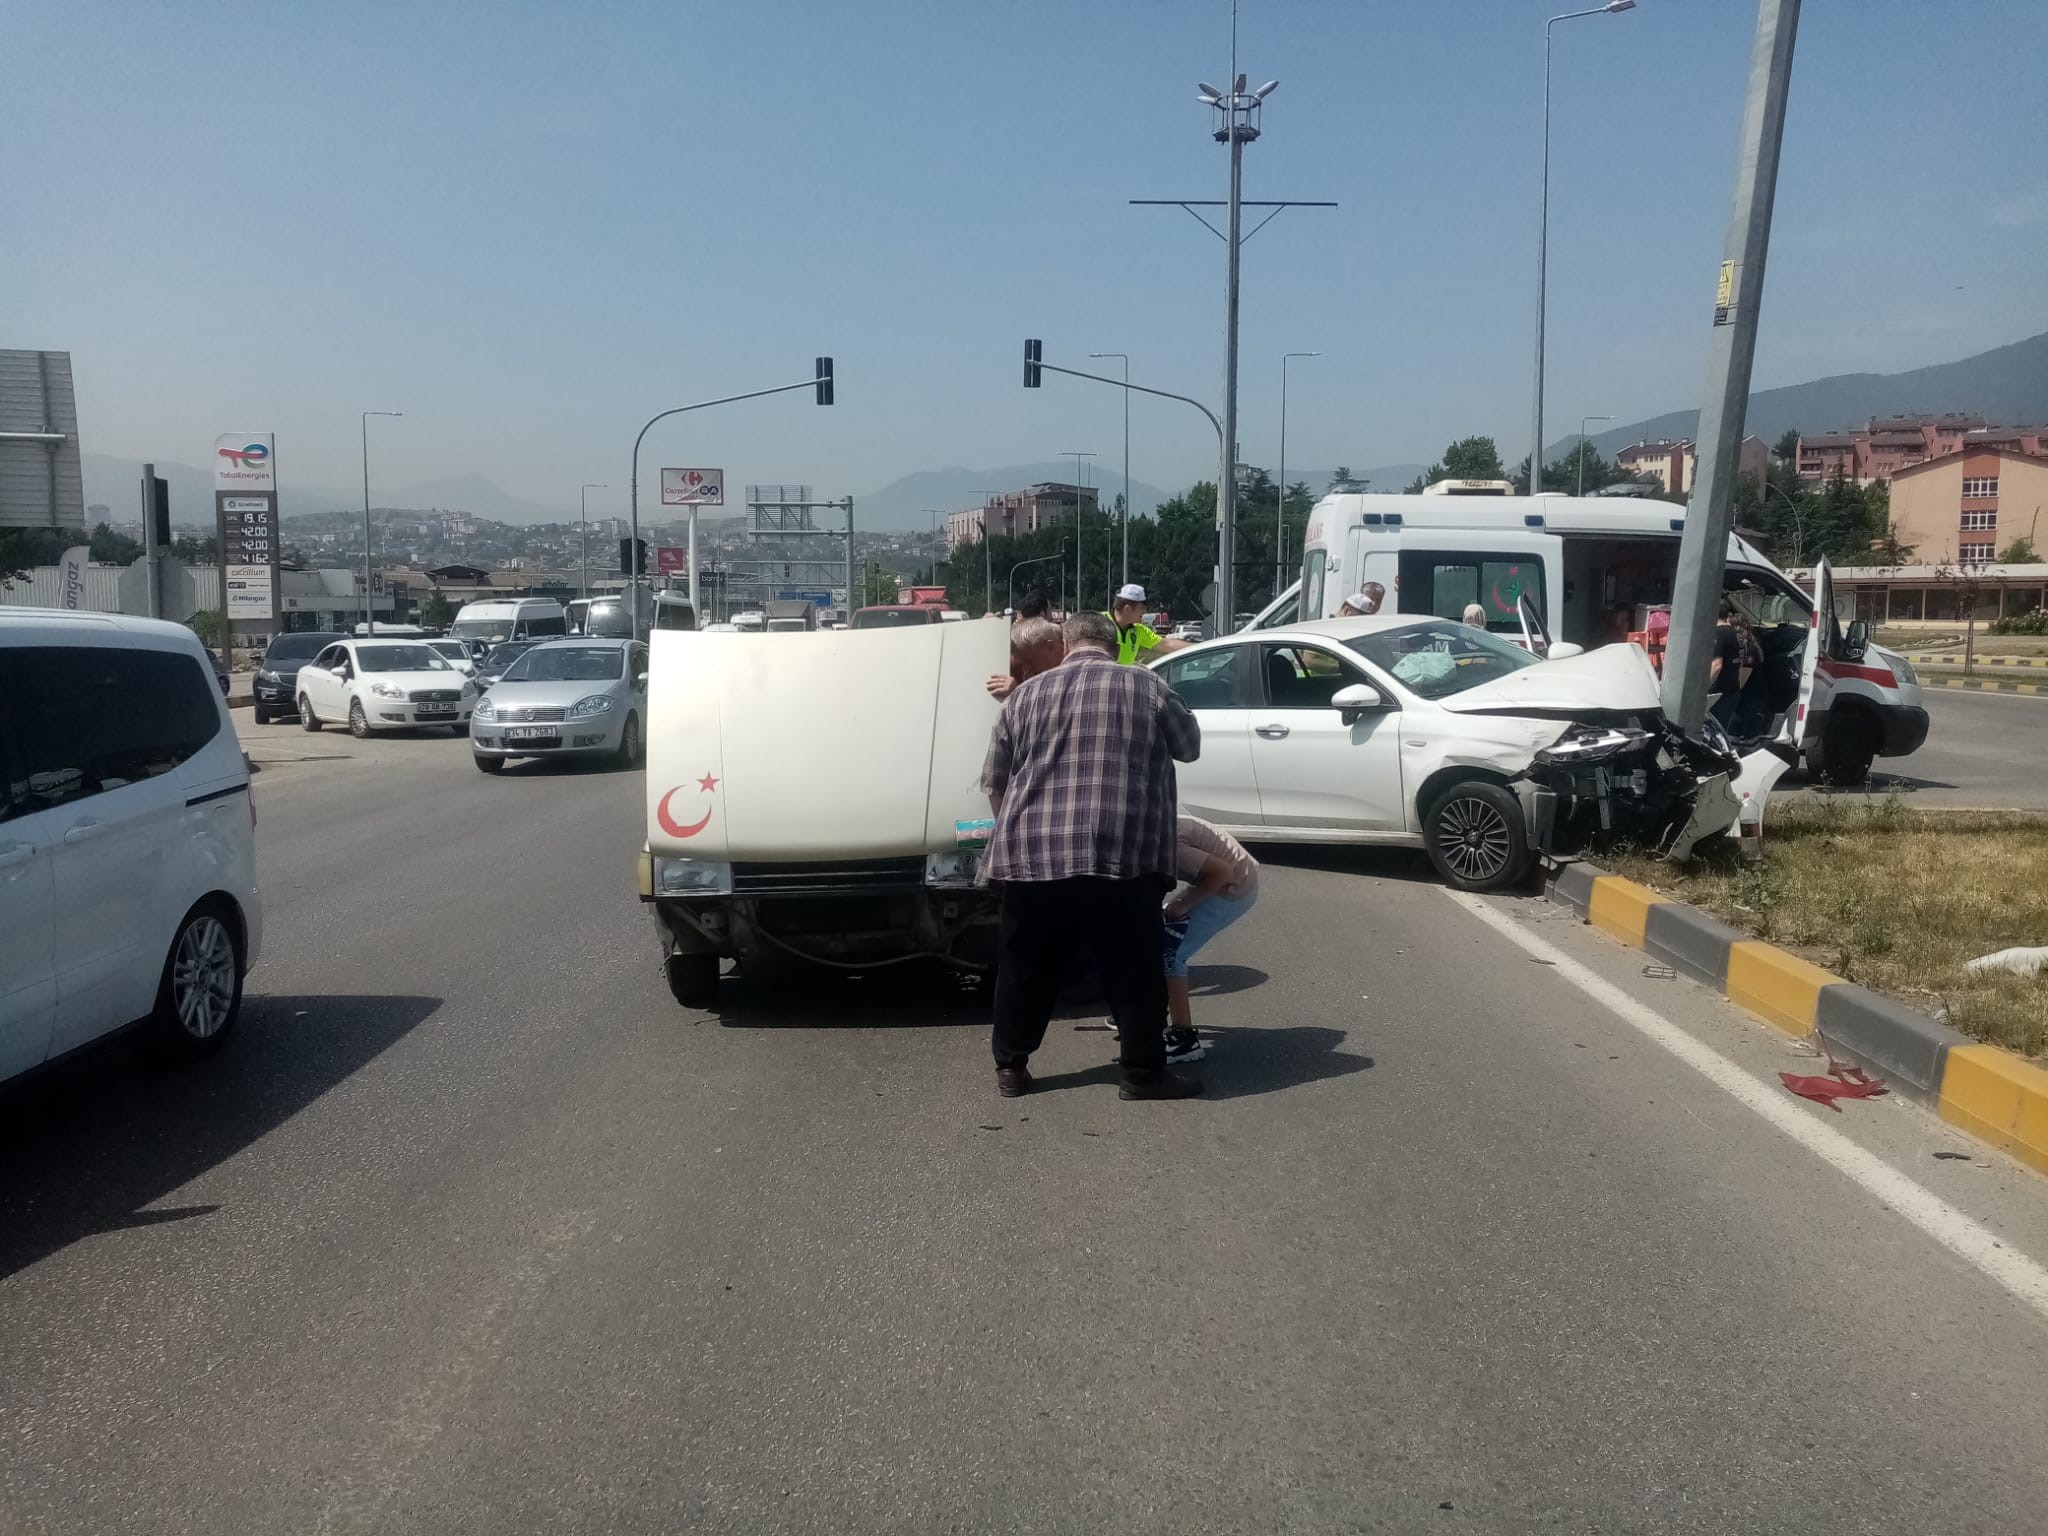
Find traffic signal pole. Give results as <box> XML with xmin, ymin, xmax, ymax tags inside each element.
<box><xmin>628</xmin><ymin>361</ymin><xmax>833</xmax><ymax>636</ymax></box>
<box><xmin>1662</xmin><ymin>0</ymin><xmax>1800</xmax><ymax>731</ymax></box>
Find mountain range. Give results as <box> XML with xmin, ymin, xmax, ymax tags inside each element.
<box><xmin>1565</xmin><ymin>330</ymin><xmax>2048</xmax><ymax>462</ymax></box>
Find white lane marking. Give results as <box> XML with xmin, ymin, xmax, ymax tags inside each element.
<box><xmin>1447</xmin><ymin>888</ymin><xmax>2048</xmax><ymax>1323</ymax></box>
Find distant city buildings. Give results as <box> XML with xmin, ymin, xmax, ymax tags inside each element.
<box><xmin>1794</xmin><ymin>415</ymin><xmax>2047</xmax><ymax>485</ymax></box>
<box><xmin>944</xmin><ymin>482</ymin><xmax>1098</xmax><ymax>547</ymax></box>
<box><xmin>1612</xmin><ymin>436</ymin><xmax>1767</xmax><ymax>499</ymax></box>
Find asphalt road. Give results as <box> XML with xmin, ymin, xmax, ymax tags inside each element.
<box><xmin>6</xmin><ymin>721</ymin><xmax>2048</xmax><ymax>1534</ymax></box>
<box><xmin>1836</xmin><ymin>685</ymin><xmax>2048</xmax><ymax>810</ymax></box>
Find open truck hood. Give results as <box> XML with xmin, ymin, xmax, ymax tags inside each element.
<box><xmin>646</xmin><ymin>621</ymin><xmax>1008</xmax><ymax>863</ymax></box>
<box><xmin>1435</xmin><ymin>641</ymin><xmax>1665</xmax><ymax>717</ymax></box>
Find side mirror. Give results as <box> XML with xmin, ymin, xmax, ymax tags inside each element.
<box><xmin>1546</xmin><ymin>641</ymin><xmax>1586</xmax><ymax>660</ymax></box>
<box><xmin>636</xmin><ymin>672</ymin><xmax>649</xmax><ymax>688</ymax></box>
<box><xmin>1331</xmin><ymin>682</ymin><xmax>1384</xmax><ymax>718</ymax></box>
<box><xmin>1844</xmin><ymin>619</ymin><xmax>1870</xmax><ymax>658</ymax></box>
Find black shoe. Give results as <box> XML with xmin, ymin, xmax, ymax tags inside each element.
<box><xmin>1119</xmin><ymin>1070</ymin><xmax>1202</xmax><ymax>1101</ymax></box>
<box><xmin>996</xmin><ymin>1065</ymin><xmax>1033</xmax><ymax>1098</ymax></box>
<box><xmin>1163</xmin><ymin>1029</ymin><xmax>1206</xmax><ymax>1064</ymax></box>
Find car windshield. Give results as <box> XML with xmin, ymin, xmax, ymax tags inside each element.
<box><xmin>1345</xmin><ymin>621</ymin><xmax>1541</xmax><ymax>700</ymax></box>
<box><xmin>451</xmin><ymin>618</ymin><xmax>510</xmax><ymax>642</ymax></box>
<box><xmin>500</xmin><ymin>645</ymin><xmax>625</xmax><ymax>683</ymax></box>
<box><xmin>426</xmin><ymin>641</ymin><xmax>467</xmax><ymax>659</ymax></box>
<box><xmin>266</xmin><ymin>634</ymin><xmax>334</xmax><ymax>660</ymax></box>
<box><xmin>585</xmin><ymin>604</ymin><xmax>636</xmax><ymax>638</ymax></box>
<box><xmin>356</xmin><ymin>644</ymin><xmax>450</xmax><ymax>672</ymax></box>
<box><xmin>485</xmin><ymin>642</ymin><xmax>538</xmax><ymax>668</ymax></box>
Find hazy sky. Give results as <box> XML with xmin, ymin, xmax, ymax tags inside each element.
<box><xmin>9</xmin><ymin>0</ymin><xmax>2045</xmax><ymax>519</ymax></box>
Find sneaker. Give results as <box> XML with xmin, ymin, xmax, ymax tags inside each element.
<box><xmin>1119</xmin><ymin>1070</ymin><xmax>1203</xmax><ymax>1102</ymax></box>
<box><xmin>1163</xmin><ymin>1029</ymin><xmax>1206</xmax><ymax>1064</ymax></box>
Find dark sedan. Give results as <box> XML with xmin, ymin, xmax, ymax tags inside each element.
<box><xmin>251</xmin><ymin>631</ymin><xmax>344</xmax><ymax>724</ymax></box>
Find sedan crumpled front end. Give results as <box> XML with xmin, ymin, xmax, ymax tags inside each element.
<box><xmin>1517</xmin><ymin>713</ymin><xmax>1751</xmax><ymax>863</ymax></box>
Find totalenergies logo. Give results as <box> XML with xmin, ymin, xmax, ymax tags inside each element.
<box><xmin>218</xmin><ymin>442</ymin><xmax>270</xmax><ymax>471</ymax></box>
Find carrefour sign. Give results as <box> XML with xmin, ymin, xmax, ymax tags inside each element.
<box><xmin>213</xmin><ymin>433</ymin><xmax>276</xmax><ymax>491</ymax></box>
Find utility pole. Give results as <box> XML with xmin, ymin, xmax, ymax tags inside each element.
<box><xmin>361</xmin><ymin>411</ymin><xmax>401</xmax><ymax>635</ymax></box>
<box><xmin>579</xmin><ymin>482</ymin><xmax>607</xmax><ymax>601</ymax></box>
<box><xmin>1278</xmin><ymin>352</ymin><xmax>1319</xmax><ymax>598</ymax></box>
<box><xmin>1577</xmin><ymin>415</ymin><xmax>1611</xmax><ymax>496</ymax></box>
<box><xmin>1663</xmin><ymin>0</ymin><xmax>1801</xmax><ymax>731</ymax></box>
<box><xmin>1090</xmin><ymin>354</ymin><xmax>1131</xmax><ymax>589</ymax></box>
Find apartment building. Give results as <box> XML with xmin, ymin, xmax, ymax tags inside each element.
<box><xmin>1889</xmin><ymin>447</ymin><xmax>2048</xmax><ymax>566</ymax></box>
<box><xmin>944</xmin><ymin>482</ymin><xmax>1098</xmax><ymax>547</ymax></box>
<box><xmin>1795</xmin><ymin>415</ymin><xmax>2047</xmax><ymax>484</ymax></box>
<box><xmin>1611</xmin><ymin>435</ymin><xmax>1766</xmax><ymax>498</ymax></box>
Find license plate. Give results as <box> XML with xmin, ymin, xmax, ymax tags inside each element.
<box><xmin>506</xmin><ymin>726</ymin><xmax>557</xmax><ymax>741</ymax></box>
<box><xmin>417</xmin><ymin>704</ymin><xmax>456</xmax><ymax>718</ymax></box>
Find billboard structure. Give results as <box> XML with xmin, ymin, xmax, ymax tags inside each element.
<box><xmin>0</xmin><ymin>349</ymin><xmax>86</xmax><ymax>530</ymax></box>
<box><xmin>212</xmin><ymin>433</ymin><xmax>282</xmax><ymax>630</ymax></box>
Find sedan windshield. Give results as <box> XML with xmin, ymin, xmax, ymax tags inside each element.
<box><xmin>355</xmin><ymin>644</ymin><xmax>450</xmax><ymax>672</ymax></box>
<box><xmin>500</xmin><ymin>646</ymin><xmax>625</xmax><ymax>683</ymax></box>
<box><xmin>1346</xmin><ymin>621</ymin><xmax>1540</xmax><ymax>700</ymax></box>
<box><xmin>266</xmin><ymin>633</ymin><xmax>336</xmax><ymax>661</ymax></box>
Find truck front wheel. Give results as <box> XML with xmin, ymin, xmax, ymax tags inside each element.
<box><xmin>665</xmin><ymin>952</ymin><xmax>719</xmax><ymax>1009</ymax></box>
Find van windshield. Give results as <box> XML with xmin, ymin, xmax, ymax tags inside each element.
<box><xmin>451</xmin><ymin>618</ymin><xmax>509</xmax><ymax>642</ymax></box>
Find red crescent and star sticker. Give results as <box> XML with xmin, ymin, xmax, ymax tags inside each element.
<box><xmin>656</xmin><ymin>772</ymin><xmax>719</xmax><ymax>839</ymax></box>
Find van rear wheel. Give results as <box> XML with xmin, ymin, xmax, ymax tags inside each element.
<box><xmin>135</xmin><ymin>900</ymin><xmax>243</xmax><ymax>1063</ymax></box>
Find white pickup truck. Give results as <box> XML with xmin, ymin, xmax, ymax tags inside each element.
<box><xmin>636</xmin><ymin>620</ymin><xmax>1009</xmax><ymax>1008</ymax></box>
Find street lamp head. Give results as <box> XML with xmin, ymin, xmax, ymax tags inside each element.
<box><xmin>1604</xmin><ymin>0</ymin><xmax>1636</xmax><ymax>10</ymax></box>
<box><xmin>1197</xmin><ymin>81</ymin><xmax>1222</xmax><ymax>99</ymax></box>
<box><xmin>1254</xmin><ymin>80</ymin><xmax>1280</xmax><ymax>99</ymax></box>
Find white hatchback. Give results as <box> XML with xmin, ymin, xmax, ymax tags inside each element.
<box><xmin>0</xmin><ymin>609</ymin><xmax>263</xmax><ymax>1080</ymax></box>
<box><xmin>293</xmin><ymin>637</ymin><xmax>477</xmax><ymax>737</ymax></box>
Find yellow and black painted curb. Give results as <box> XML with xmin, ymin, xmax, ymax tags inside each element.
<box><xmin>1548</xmin><ymin>862</ymin><xmax>2048</xmax><ymax>1174</ymax></box>
<box><xmin>1921</xmin><ymin>676</ymin><xmax>2046</xmax><ymax>696</ymax></box>
<box><xmin>1903</xmin><ymin>653</ymin><xmax>2047</xmax><ymax>669</ymax></box>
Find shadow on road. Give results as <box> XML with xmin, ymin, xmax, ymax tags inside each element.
<box><xmin>1247</xmin><ymin>843</ymin><xmax>1441</xmax><ymax>884</ymax></box>
<box><xmin>1189</xmin><ymin>963</ymin><xmax>1269</xmax><ymax>998</ymax></box>
<box><xmin>1032</xmin><ymin>1025</ymin><xmax>1372</xmax><ymax>1101</ymax></box>
<box><xmin>0</xmin><ymin>992</ymin><xmax>440</xmax><ymax>1281</ymax></box>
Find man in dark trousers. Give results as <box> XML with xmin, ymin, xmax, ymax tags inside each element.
<box><xmin>981</xmin><ymin>611</ymin><xmax>1203</xmax><ymax>1101</ymax></box>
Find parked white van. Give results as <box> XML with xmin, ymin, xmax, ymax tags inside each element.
<box><xmin>1258</xmin><ymin>491</ymin><xmax>1929</xmax><ymax>784</ymax></box>
<box><xmin>448</xmin><ymin>598</ymin><xmax>569</xmax><ymax>647</ymax></box>
<box><xmin>0</xmin><ymin>610</ymin><xmax>263</xmax><ymax>1081</ymax></box>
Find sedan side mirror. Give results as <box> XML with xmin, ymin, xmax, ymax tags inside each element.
<box><xmin>1546</xmin><ymin>641</ymin><xmax>1586</xmax><ymax>660</ymax></box>
<box><xmin>1331</xmin><ymin>682</ymin><xmax>1384</xmax><ymax>720</ymax></box>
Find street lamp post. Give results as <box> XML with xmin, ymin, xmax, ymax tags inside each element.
<box><xmin>629</xmin><ymin>360</ymin><xmax>833</xmax><ymax>634</ymax></box>
<box><xmin>1063</xmin><ymin>450</ymin><xmax>1097</xmax><ymax>612</ymax></box>
<box><xmin>1531</xmin><ymin>1</ymin><xmax>1635</xmax><ymax>497</ymax></box>
<box><xmin>579</xmin><ymin>483</ymin><xmax>607</xmax><ymax>600</ymax></box>
<box><xmin>1089</xmin><ymin>353</ymin><xmax>1131</xmax><ymax>590</ymax></box>
<box><xmin>1763</xmin><ymin>479</ymin><xmax>1807</xmax><ymax>565</ymax></box>
<box><xmin>360</xmin><ymin>410</ymin><xmax>402</xmax><ymax>634</ymax></box>
<box><xmin>1278</xmin><ymin>351</ymin><xmax>1319</xmax><ymax>596</ymax></box>
<box><xmin>1576</xmin><ymin>414</ymin><xmax>1612</xmax><ymax>496</ymax></box>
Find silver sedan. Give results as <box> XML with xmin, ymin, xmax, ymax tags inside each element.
<box><xmin>470</xmin><ymin>639</ymin><xmax>648</xmax><ymax>774</ymax></box>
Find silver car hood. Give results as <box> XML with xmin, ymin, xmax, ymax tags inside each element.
<box><xmin>481</xmin><ymin>677</ymin><xmax>625</xmax><ymax>708</ymax></box>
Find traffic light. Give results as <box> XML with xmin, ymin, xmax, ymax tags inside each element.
<box><xmin>144</xmin><ymin>475</ymin><xmax>170</xmax><ymax>546</ymax></box>
<box><xmin>1024</xmin><ymin>338</ymin><xmax>1043</xmax><ymax>388</ymax></box>
<box><xmin>814</xmin><ymin>357</ymin><xmax>834</xmax><ymax>406</ymax></box>
<box><xmin>618</xmin><ymin>537</ymin><xmax>648</xmax><ymax>577</ymax></box>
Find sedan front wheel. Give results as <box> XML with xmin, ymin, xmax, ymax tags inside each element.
<box><xmin>1424</xmin><ymin>780</ymin><xmax>1532</xmax><ymax>893</ymax></box>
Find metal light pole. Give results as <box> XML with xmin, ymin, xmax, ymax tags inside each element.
<box><xmin>579</xmin><ymin>483</ymin><xmax>607</xmax><ymax>600</ymax></box>
<box><xmin>1764</xmin><ymin>478</ymin><xmax>1807</xmax><ymax>566</ymax></box>
<box><xmin>1663</xmin><ymin>0</ymin><xmax>1801</xmax><ymax>732</ymax></box>
<box><xmin>1576</xmin><ymin>414</ymin><xmax>1611</xmax><ymax>496</ymax></box>
<box><xmin>1064</xmin><ymin>450</ymin><xmax>1097</xmax><ymax>611</ymax></box>
<box><xmin>1278</xmin><ymin>351</ymin><xmax>1319</xmax><ymax>596</ymax></box>
<box><xmin>360</xmin><ymin>410</ymin><xmax>401</xmax><ymax>634</ymax></box>
<box><xmin>1089</xmin><ymin>353</ymin><xmax>1131</xmax><ymax>589</ymax></box>
<box><xmin>1531</xmin><ymin>1</ymin><xmax>1635</xmax><ymax>497</ymax></box>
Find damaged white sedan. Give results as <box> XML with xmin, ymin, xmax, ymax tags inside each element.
<box><xmin>1152</xmin><ymin>614</ymin><xmax>1786</xmax><ymax>892</ymax></box>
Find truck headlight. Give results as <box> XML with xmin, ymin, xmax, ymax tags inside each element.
<box><xmin>655</xmin><ymin>857</ymin><xmax>732</xmax><ymax>895</ymax></box>
<box><xmin>925</xmin><ymin>849</ymin><xmax>983</xmax><ymax>888</ymax></box>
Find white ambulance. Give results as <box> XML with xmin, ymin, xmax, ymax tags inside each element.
<box><xmin>1257</xmin><ymin>491</ymin><xmax>1928</xmax><ymax>785</ymax></box>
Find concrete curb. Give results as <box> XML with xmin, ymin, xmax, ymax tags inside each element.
<box><xmin>1922</xmin><ymin>676</ymin><xmax>2045</xmax><ymax>696</ymax></box>
<box><xmin>1544</xmin><ymin>862</ymin><xmax>2048</xmax><ymax>1171</ymax></box>
<box><xmin>1903</xmin><ymin>653</ymin><xmax>2047</xmax><ymax>669</ymax></box>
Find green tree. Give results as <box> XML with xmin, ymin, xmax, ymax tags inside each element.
<box><xmin>171</xmin><ymin>533</ymin><xmax>218</xmax><ymax>562</ymax></box>
<box><xmin>1772</xmin><ymin>428</ymin><xmax>1801</xmax><ymax>463</ymax></box>
<box><xmin>1998</xmin><ymin>536</ymin><xmax>2039</xmax><ymax>565</ymax></box>
<box><xmin>89</xmin><ymin>522</ymin><xmax>142</xmax><ymax>563</ymax></box>
<box><xmin>1</xmin><ymin>527</ymin><xmax>86</xmax><ymax>588</ymax></box>
<box><xmin>1440</xmin><ymin>436</ymin><xmax>1505</xmax><ymax>482</ymax></box>
<box><xmin>419</xmin><ymin>587</ymin><xmax>455</xmax><ymax>629</ymax></box>
<box><xmin>1326</xmin><ymin>466</ymin><xmax>1354</xmax><ymax>491</ymax></box>
<box><xmin>187</xmin><ymin>611</ymin><xmax>225</xmax><ymax>649</ymax></box>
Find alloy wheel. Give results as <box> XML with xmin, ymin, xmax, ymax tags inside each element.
<box><xmin>172</xmin><ymin>915</ymin><xmax>237</xmax><ymax>1040</ymax></box>
<box><xmin>1438</xmin><ymin>795</ymin><xmax>1512</xmax><ymax>883</ymax></box>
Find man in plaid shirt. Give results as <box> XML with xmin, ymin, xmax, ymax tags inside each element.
<box><xmin>981</xmin><ymin>611</ymin><xmax>1202</xmax><ymax>1100</ymax></box>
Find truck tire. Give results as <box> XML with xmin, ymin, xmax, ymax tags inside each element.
<box><xmin>1424</xmin><ymin>780</ymin><xmax>1533</xmax><ymax>893</ymax></box>
<box><xmin>666</xmin><ymin>952</ymin><xmax>718</xmax><ymax>1009</ymax></box>
<box><xmin>1807</xmin><ymin>712</ymin><xmax>1876</xmax><ymax>788</ymax></box>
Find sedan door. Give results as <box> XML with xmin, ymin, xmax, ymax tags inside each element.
<box><xmin>1245</xmin><ymin>641</ymin><xmax>1406</xmax><ymax>832</ymax></box>
<box><xmin>1153</xmin><ymin>644</ymin><xmax>1262</xmax><ymax>828</ymax></box>
<box><xmin>299</xmin><ymin>645</ymin><xmax>345</xmax><ymax>720</ymax></box>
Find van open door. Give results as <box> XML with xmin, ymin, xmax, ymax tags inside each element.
<box><xmin>1785</xmin><ymin>555</ymin><xmax>1834</xmax><ymax>756</ymax></box>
